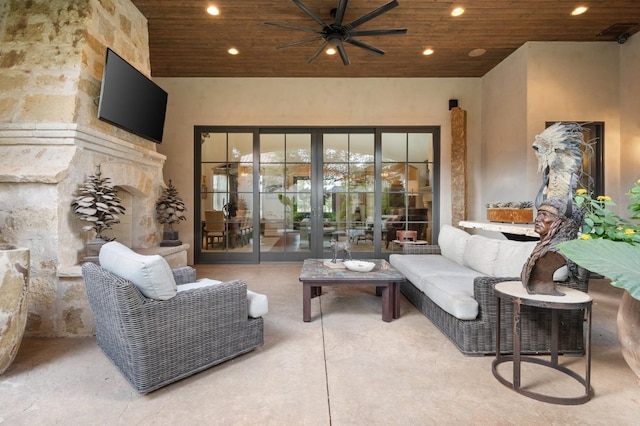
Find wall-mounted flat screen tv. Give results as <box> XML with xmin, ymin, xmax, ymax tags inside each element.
<box><xmin>97</xmin><ymin>48</ymin><xmax>168</xmax><ymax>144</ymax></box>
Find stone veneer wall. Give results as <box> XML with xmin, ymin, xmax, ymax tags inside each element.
<box><xmin>0</xmin><ymin>0</ymin><xmax>167</xmax><ymax>337</ymax></box>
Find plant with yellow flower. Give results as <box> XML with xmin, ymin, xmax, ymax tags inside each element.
<box><xmin>559</xmin><ymin>179</ymin><xmax>640</xmax><ymax>299</ymax></box>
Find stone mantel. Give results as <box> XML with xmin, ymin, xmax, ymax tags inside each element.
<box><xmin>0</xmin><ymin>123</ymin><xmax>166</xmax><ymax>184</ymax></box>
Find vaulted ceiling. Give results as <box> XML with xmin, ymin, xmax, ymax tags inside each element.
<box><xmin>131</xmin><ymin>0</ymin><xmax>640</xmax><ymax>78</ymax></box>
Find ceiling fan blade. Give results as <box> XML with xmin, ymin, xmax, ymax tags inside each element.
<box><xmin>277</xmin><ymin>36</ymin><xmax>324</xmax><ymax>49</ymax></box>
<box><xmin>349</xmin><ymin>28</ymin><xmax>407</xmax><ymax>37</ymax></box>
<box><xmin>337</xmin><ymin>40</ymin><xmax>350</xmax><ymax>65</ymax></box>
<box><xmin>346</xmin><ymin>0</ymin><xmax>399</xmax><ymax>30</ymax></box>
<box><xmin>265</xmin><ymin>22</ymin><xmax>321</xmax><ymax>34</ymax></box>
<box><xmin>292</xmin><ymin>0</ymin><xmax>328</xmax><ymax>27</ymax></box>
<box><xmin>345</xmin><ymin>38</ymin><xmax>385</xmax><ymax>56</ymax></box>
<box><xmin>307</xmin><ymin>41</ymin><xmax>329</xmax><ymax>63</ymax></box>
<box><xmin>333</xmin><ymin>0</ymin><xmax>348</xmax><ymax>25</ymax></box>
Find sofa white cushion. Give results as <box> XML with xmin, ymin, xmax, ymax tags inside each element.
<box><xmin>389</xmin><ymin>254</ymin><xmax>474</xmax><ymax>286</ymax></box>
<box><xmin>463</xmin><ymin>235</ymin><xmax>501</xmax><ymax>276</ymax></box>
<box><xmin>415</xmin><ymin>273</ymin><xmax>480</xmax><ymax>320</ymax></box>
<box><xmin>438</xmin><ymin>225</ymin><xmax>470</xmax><ymax>266</ymax></box>
<box><xmin>247</xmin><ymin>290</ymin><xmax>269</xmax><ymax>318</ymax></box>
<box><xmin>99</xmin><ymin>241</ymin><xmax>177</xmax><ymax>300</ymax></box>
<box><xmin>390</xmin><ymin>254</ymin><xmax>482</xmax><ymax>320</ymax></box>
<box><xmin>493</xmin><ymin>240</ymin><xmax>537</xmax><ymax>277</ymax></box>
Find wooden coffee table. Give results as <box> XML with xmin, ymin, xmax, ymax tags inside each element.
<box><xmin>299</xmin><ymin>259</ymin><xmax>405</xmax><ymax>322</ymax></box>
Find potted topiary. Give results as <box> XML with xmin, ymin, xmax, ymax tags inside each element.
<box><xmin>155</xmin><ymin>180</ymin><xmax>186</xmax><ymax>246</ymax></box>
<box><xmin>71</xmin><ymin>165</ymin><xmax>126</xmax><ymax>262</ymax></box>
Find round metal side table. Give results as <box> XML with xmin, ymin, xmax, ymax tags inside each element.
<box><xmin>492</xmin><ymin>280</ymin><xmax>593</xmax><ymax>405</ymax></box>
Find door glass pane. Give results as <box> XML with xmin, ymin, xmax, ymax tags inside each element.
<box><xmin>260</xmin><ymin>134</ymin><xmax>284</xmax><ymax>162</ymax></box>
<box><xmin>202</xmin><ymin>133</ymin><xmax>227</xmax><ymax>162</ymax></box>
<box><xmin>229</xmin><ymin>133</ymin><xmax>252</xmax><ymax>160</ymax></box>
<box><xmin>324</xmin><ymin>134</ymin><xmax>348</xmax><ymax>161</ymax></box>
<box><xmin>382</xmin><ymin>133</ymin><xmax>407</xmax><ymax>162</ymax></box>
<box><xmin>286</xmin><ymin>134</ymin><xmax>311</xmax><ymax>162</ymax></box>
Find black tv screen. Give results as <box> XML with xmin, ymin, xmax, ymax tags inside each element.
<box><xmin>98</xmin><ymin>48</ymin><xmax>168</xmax><ymax>143</ymax></box>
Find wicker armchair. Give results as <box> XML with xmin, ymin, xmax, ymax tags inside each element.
<box><xmin>398</xmin><ymin>244</ymin><xmax>589</xmax><ymax>356</ymax></box>
<box><xmin>82</xmin><ymin>262</ymin><xmax>264</xmax><ymax>394</ymax></box>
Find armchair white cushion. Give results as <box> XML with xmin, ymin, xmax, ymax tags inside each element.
<box><xmin>178</xmin><ymin>278</ymin><xmax>269</xmax><ymax>318</ymax></box>
<box><xmin>98</xmin><ymin>241</ymin><xmax>177</xmax><ymax>300</ymax></box>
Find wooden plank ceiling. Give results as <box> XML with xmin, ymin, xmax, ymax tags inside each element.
<box><xmin>130</xmin><ymin>0</ymin><xmax>640</xmax><ymax>78</ymax></box>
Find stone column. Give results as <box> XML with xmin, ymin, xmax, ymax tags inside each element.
<box><xmin>0</xmin><ymin>245</ymin><xmax>29</xmax><ymax>374</ymax></box>
<box><xmin>451</xmin><ymin>107</ymin><xmax>468</xmax><ymax>227</ymax></box>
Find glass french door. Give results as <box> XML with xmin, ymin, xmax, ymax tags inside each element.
<box><xmin>195</xmin><ymin>127</ymin><xmax>439</xmax><ymax>264</ymax></box>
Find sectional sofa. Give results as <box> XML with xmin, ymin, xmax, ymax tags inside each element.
<box><xmin>389</xmin><ymin>225</ymin><xmax>589</xmax><ymax>356</ymax></box>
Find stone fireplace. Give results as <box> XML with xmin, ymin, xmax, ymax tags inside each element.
<box><xmin>0</xmin><ymin>0</ymin><xmax>176</xmax><ymax>336</ymax></box>
<box><xmin>0</xmin><ymin>123</ymin><xmax>169</xmax><ymax>337</ymax></box>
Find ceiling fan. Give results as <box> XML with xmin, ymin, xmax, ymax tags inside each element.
<box><xmin>265</xmin><ymin>0</ymin><xmax>408</xmax><ymax>66</ymax></box>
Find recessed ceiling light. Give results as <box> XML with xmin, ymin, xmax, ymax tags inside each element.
<box><xmin>571</xmin><ymin>6</ymin><xmax>588</xmax><ymax>16</ymax></box>
<box><xmin>468</xmin><ymin>48</ymin><xmax>486</xmax><ymax>57</ymax></box>
<box><xmin>422</xmin><ymin>48</ymin><xmax>434</xmax><ymax>56</ymax></box>
<box><xmin>206</xmin><ymin>6</ymin><xmax>219</xmax><ymax>16</ymax></box>
<box><xmin>228</xmin><ymin>48</ymin><xmax>239</xmax><ymax>55</ymax></box>
<box><xmin>451</xmin><ymin>7</ymin><xmax>465</xmax><ymax>17</ymax></box>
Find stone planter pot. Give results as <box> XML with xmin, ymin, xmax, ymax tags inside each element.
<box><xmin>83</xmin><ymin>237</ymin><xmax>107</xmax><ymax>264</ymax></box>
<box><xmin>0</xmin><ymin>244</ymin><xmax>30</xmax><ymax>374</ymax></box>
<box><xmin>160</xmin><ymin>230</ymin><xmax>182</xmax><ymax>247</ymax></box>
<box><xmin>617</xmin><ymin>290</ymin><xmax>640</xmax><ymax>384</ymax></box>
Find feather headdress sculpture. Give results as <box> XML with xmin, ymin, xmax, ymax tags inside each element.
<box><xmin>532</xmin><ymin>122</ymin><xmax>592</xmax><ymax>210</ymax></box>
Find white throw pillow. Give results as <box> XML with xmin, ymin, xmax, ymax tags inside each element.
<box><xmin>493</xmin><ymin>240</ymin><xmax>537</xmax><ymax>277</ymax></box>
<box><xmin>99</xmin><ymin>241</ymin><xmax>177</xmax><ymax>300</ymax></box>
<box><xmin>247</xmin><ymin>290</ymin><xmax>269</xmax><ymax>318</ymax></box>
<box><xmin>463</xmin><ymin>235</ymin><xmax>501</xmax><ymax>276</ymax></box>
<box><xmin>438</xmin><ymin>225</ymin><xmax>470</xmax><ymax>266</ymax></box>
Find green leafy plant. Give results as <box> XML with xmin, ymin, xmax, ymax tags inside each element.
<box><xmin>155</xmin><ymin>180</ymin><xmax>187</xmax><ymax>231</ymax></box>
<box><xmin>71</xmin><ymin>166</ymin><xmax>125</xmax><ymax>241</ymax></box>
<box><xmin>559</xmin><ymin>179</ymin><xmax>640</xmax><ymax>299</ymax></box>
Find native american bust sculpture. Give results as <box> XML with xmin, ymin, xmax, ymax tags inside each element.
<box><xmin>521</xmin><ymin>122</ymin><xmax>590</xmax><ymax>295</ymax></box>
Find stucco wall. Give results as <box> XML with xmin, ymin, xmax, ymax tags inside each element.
<box><xmin>480</xmin><ymin>45</ymin><xmax>529</xmax><ymax>212</ymax></box>
<box><xmin>480</xmin><ymin>41</ymin><xmax>635</xmax><ymax>223</ymax></box>
<box><xmin>155</xmin><ymin>77</ymin><xmax>483</xmax><ymax>264</ymax></box>
<box><xmin>619</xmin><ymin>33</ymin><xmax>640</xmax><ymax>208</ymax></box>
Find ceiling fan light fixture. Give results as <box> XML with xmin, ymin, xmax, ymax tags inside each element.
<box><xmin>326</xmin><ymin>48</ymin><xmax>337</xmax><ymax>55</ymax></box>
<box><xmin>265</xmin><ymin>0</ymin><xmax>407</xmax><ymax>66</ymax></box>
<box><xmin>451</xmin><ymin>7</ymin><xmax>465</xmax><ymax>17</ymax></box>
<box><xmin>571</xmin><ymin>6</ymin><xmax>588</xmax><ymax>16</ymax></box>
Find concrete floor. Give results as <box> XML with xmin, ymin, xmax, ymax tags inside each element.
<box><xmin>1</xmin><ymin>263</ymin><xmax>639</xmax><ymax>425</ymax></box>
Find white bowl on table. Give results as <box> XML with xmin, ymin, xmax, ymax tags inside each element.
<box><xmin>343</xmin><ymin>260</ymin><xmax>376</xmax><ymax>272</ymax></box>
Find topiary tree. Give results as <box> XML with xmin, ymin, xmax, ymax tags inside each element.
<box><xmin>155</xmin><ymin>180</ymin><xmax>186</xmax><ymax>231</ymax></box>
<box><xmin>71</xmin><ymin>165</ymin><xmax>125</xmax><ymax>242</ymax></box>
